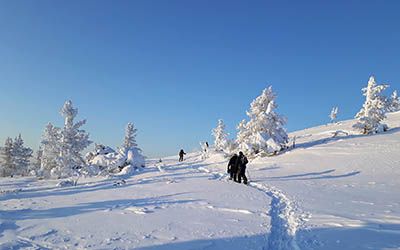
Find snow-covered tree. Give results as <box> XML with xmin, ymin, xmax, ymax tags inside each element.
<box><xmin>212</xmin><ymin>119</ymin><xmax>229</xmax><ymax>152</ymax></box>
<box><xmin>0</xmin><ymin>137</ymin><xmax>15</xmax><ymax>177</ymax></box>
<box><xmin>200</xmin><ymin>142</ymin><xmax>209</xmax><ymax>159</ymax></box>
<box><xmin>353</xmin><ymin>76</ymin><xmax>389</xmax><ymax>134</ymax></box>
<box><xmin>123</xmin><ymin>122</ymin><xmax>138</xmax><ymax>151</ymax></box>
<box><xmin>241</xmin><ymin>86</ymin><xmax>288</xmax><ymax>156</ymax></box>
<box><xmin>53</xmin><ymin>100</ymin><xmax>92</xmax><ymax>178</ymax></box>
<box><xmin>386</xmin><ymin>90</ymin><xmax>400</xmax><ymax>112</ymax></box>
<box><xmin>40</xmin><ymin>123</ymin><xmax>61</xmax><ymax>176</ymax></box>
<box><xmin>120</xmin><ymin>122</ymin><xmax>145</xmax><ymax>168</ymax></box>
<box><xmin>12</xmin><ymin>134</ymin><xmax>33</xmax><ymax>176</ymax></box>
<box><xmin>235</xmin><ymin>119</ymin><xmax>252</xmax><ymax>154</ymax></box>
<box><xmin>330</xmin><ymin>106</ymin><xmax>338</xmax><ymax>123</ymax></box>
<box><xmin>29</xmin><ymin>147</ymin><xmax>43</xmax><ymax>176</ymax></box>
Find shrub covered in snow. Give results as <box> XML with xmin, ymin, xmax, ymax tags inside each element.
<box><xmin>87</xmin><ymin>145</ymin><xmax>126</xmax><ymax>175</ymax></box>
<box><xmin>85</xmin><ymin>123</ymin><xmax>145</xmax><ymax>176</ymax></box>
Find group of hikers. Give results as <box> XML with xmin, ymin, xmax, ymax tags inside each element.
<box><xmin>178</xmin><ymin>147</ymin><xmax>249</xmax><ymax>185</ymax></box>
<box><xmin>227</xmin><ymin>151</ymin><xmax>248</xmax><ymax>185</ymax></box>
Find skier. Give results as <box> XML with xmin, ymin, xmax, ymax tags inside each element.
<box><xmin>227</xmin><ymin>153</ymin><xmax>239</xmax><ymax>181</ymax></box>
<box><xmin>237</xmin><ymin>151</ymin><xmax>248</xmax><ymax>185</ymax></box>
<box><xmin>205</xmin><ymin>142</ymin><xmax>209</xmax><ymax>148</ymax></box>
<box><xmin>179</xmin><ymin>149</ymin><xmax>186</xmax><ymax>162</ymax></box>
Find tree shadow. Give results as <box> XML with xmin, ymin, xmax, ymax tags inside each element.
<box><xmin>135</xmin><ymin>234</ymin><xmax>268</xmax><ymax>250</ymax></box>
<box><xmin>132</xmin><ymin>222</ymin><xmax>400</xmax><ymax>250</ymax></box>
<box><xmin>270</xmin><ymin>169</ymin><xmax>336</xmax><ymax>179</ymax></box>
<box><xmin>0</xmin><ymin>180</ymin><xmax>137</xmax><ymax>202</ymax></box>
<box><xmin>297</xmin><ymin>222</ymin><xmax>400</xmax><ymax>250</ymax></box>
<box><xmin>1</xmin><ymin>194</ymin><xmax>199</xmax><ymax>221</ymax></box>
<box><xmin>0</xmin><ymin>220</ymin><xmax>19</xmax><ymax>237</ymax></box>
<box><xmin>0</xmin><ymin>167</ymin><xmax>163</xmax><ymax>202</ymax></box>
<box><xmin>256</xmin><ymin>165</ymin><xmax>282</xmax><ymax>171</ymax></box>
<box><xmin>255</xmin><ymin>169</ymin><xmax>361</xmax><ymax>182</ymax></box>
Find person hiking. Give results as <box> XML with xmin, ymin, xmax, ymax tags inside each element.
<box><xmin>179</xmin><ymin>149</ymin><xmax>186</xmax><ymax>162</ymax></box>
<box><xmin>227</xmin><ymin>153</ymin><xmax>239</xmax><ymax>181</ymax></box>
<box><xmin>237</xmin><ymin>151</ymin><xmax>248</xmax><ymax>184</ymax></box>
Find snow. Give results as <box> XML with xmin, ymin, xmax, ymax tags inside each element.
<box><xmin>1</xmin><ymin>111</ymin><xmax>400</xmax><ymax>249</ymax></box>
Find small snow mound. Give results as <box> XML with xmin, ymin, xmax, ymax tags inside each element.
<box><xmin>117</xmin><ymin>165</ymin><xmax>135</xmax><ymax>176</ymax></box>
<box><xmin>56</xmin><ymin>179</ymin><xmax>76</xmax><ymax>187</ymax></box>
<box><xmin>125</xmin><ymin>207</ymin><xmax>152</xmax><ymax>214</ymax></box>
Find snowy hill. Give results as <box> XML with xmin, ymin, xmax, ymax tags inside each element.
<box><xmin>1</xmin><ymin>112</ymin><xmax>400</xmax><ymax>250</ymax></box>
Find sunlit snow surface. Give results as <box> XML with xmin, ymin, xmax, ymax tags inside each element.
<box><xmin>1</xmin><ymin>111</ymin><xmax>400</xmax><ymax>250</ymax></box>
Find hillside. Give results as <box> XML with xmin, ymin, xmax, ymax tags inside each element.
<box><xmin>203</xmin><ymin>111</ymin><xmax>400</xmax><ymax>249</ymax></box>
<box><xmin>1</xmin><ymin>112</ymin><xmax>400</xmax><ymax>250</ymax></box>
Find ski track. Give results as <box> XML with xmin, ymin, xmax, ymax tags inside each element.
<box><xmin>189</xmin><ymin>159</ymin><xmax>304</xmax><ymax>250</ymax></box>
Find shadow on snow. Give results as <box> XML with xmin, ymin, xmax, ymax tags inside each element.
<box><xmin>132</xmin><ymin>222</ymin><xmax>400</xmax><ymax>250</ymax></box>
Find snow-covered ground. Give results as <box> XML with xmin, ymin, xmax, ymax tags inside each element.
<box><xmin>1</xmin><ymin>112</ymin><xmax>400</xmax><ymax>249</ymax></box>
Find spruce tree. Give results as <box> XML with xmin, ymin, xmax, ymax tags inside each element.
<box><xmin>387</xmin><ymin>90</ymin><xmax>400</xmax><ymax>112</ymax></box>
<box><xmin>40</xmin><ymin>123</ymin><xmax>61</xmax><ymax>176</ymax></box>
<box><xmin>123</xmin><ymin>122</ymin><xmax>138</xmax><ymax>151</ymax></box>
<box><xmin>235</xmin><ymin>119</ymin><xmax>252</xmax><ymax>155</ymax></box>
<box><xmin>12</xmin><ymin>134</ymin><xmax>33</xmax><ymax>176</ymax></box>
<box><xmin>330</xmin><ymin>107</ymin><xmax>338</xmax><ymax>123</ymax></box>
<box><xmin>353</xmin><ymin>76</ymin><xmax>389</xmax><ymax>134</ymax></box>
<box><xmin>212</xmin><ymin>119</ymin><xmax>229</xmax><ymax>152</ymax></box>
<box><xmin>122</xmin><ymin>122</ymin><xmax>144</xmax><ymax>168</ymax></box>
<box><xmin>244</xmin><ymin>86</ymin><xmax>288</xmax><ymax>155</ymax></box>
<box><xmin>55</xmin><ymin>100</ymin><xmax>92</xmax><ymax>177</ymax></box>
<box><xmin>0</xmin><ymin>137</ymin><xmax>14</xmax><ymax>177</ymax></box>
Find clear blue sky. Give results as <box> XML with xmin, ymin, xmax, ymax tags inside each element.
<box><xmin>0</xmin><ymin>1</ymin><xmax>399</xmax><ymax>158</ymax></box>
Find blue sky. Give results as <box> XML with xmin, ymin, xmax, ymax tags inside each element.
<box><xmin>0</xmin><ymin>1</ymin><xmax>399</xmax><ymax>158</ymax></box>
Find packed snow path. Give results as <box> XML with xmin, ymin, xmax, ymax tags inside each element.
<box><xmin>189</xmin><ymin>154</ymin><xmax>303</xmax><ymax>250</ymax></box>
<box><xmin>1</xmin><ymin>155</ymin><xmax>274</xmax><ymax>250</ymax></box>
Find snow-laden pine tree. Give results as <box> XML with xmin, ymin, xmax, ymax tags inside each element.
<box><xmin>235</xmin><ymin>119</ymin><xmax>252</xmax><ymax>155</ymax></box>
<box><xmin>387</xmin><ymin>90</ymin><xmax>400</xmax><ymax>112</ymax></box>
<box><xmin>123</xmin><ymin>122</ymin><xmax>138</xmax><ymax>150</ymax></box>
<box><xmin>40</xmin><ymin>123</ymin><xmax>61</xmax><ymax>176</ymax></box>
<box><xmin>0</xmin><ymin>137</ymin><xmax>15</xmax><ymax>177</ymax></box>
<box><xmin>212</xmin><ymin>119</ymin><xmax>229</xmax><ymax>152</ymax></box>
<box><xmin>12</xmin><ymin>134</ymin><xmax>33</xmax><ymax>176</ymax></box>
<box><xmin>242</xmin><ymin>86</ymin><xmax>288</xmax><ymax>156</ymax></box>
<box><xmin>29</xmin><ymin>147</ymin><xmax>43</xmax><ymax>176</ymax></box>
<box><xmin>353</xmin><ymin>76</ymin><xmax>389</xmax><ymax>134</ymax></box>
<box><xmin>53</xmin><ymin>100</ymin><xmax>92</xmax><ymax>178</ymax></box>
<box><xmin>121</xmin><ymin>122</ymin><xmax>145</xmax><ymax>168</ymax></box>
<box><xmin>330</xmin><ymin>107</ymin><xmax>338</xmax><ymax>123</ymax></box>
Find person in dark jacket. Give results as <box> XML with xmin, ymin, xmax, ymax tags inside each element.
<box><xmin>227</xmin><ymin>153</ymin><xmax>239</xmax><ymax>181</ymax></box>
<box><xmin>237</xmin><ymin>151</ymin><xmax>248</xmax><ymax>184</ymax></box>
<box><xmin>179</xmin><ymin>149</ymin><xmax>186</xmax><ymax>162</ymax></box>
